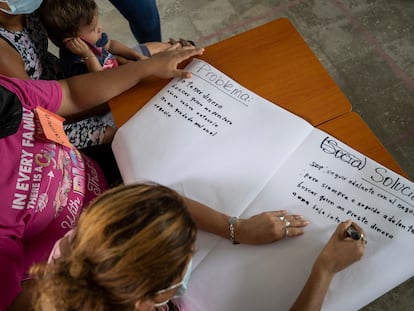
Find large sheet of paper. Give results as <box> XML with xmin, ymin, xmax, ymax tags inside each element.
<box><xmin>112</xmin><ymin>59</ymin><xmax>414</xmax><ymax>311</ymax></box>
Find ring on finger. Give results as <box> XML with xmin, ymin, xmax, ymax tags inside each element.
<box><xmin>283</xmin><ymin>218</ymin><xmax>291</xmax><ymax>228</ymax></box>
<box><xmin>285</xmin><ymin>226</ymin><xmax>289</xmax><ymax>238</ymax></box>
<box><xmin>360</xmin><ymin>233</ymin><xmax>367</xmax><ymax>244</ymax></box>
<box><xmin>278</xmin><ymin>215</ymin><xmax>285</xmax><ymax>221</ymax></box>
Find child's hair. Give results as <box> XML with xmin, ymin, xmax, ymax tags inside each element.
<box><xmin>38</xmin><ymin>0</ymin><xmax>98</xmax><ymax>48</ymax></box>
<box><xmin>30</xmin><ymin>183</ymin><xmax>197</xmax><ymax>311</ymax></box>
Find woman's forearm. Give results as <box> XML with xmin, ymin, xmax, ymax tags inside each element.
<box><xmin>57</xmin><ymin>59</ymin><xmax>152</xmax><ymax>116</ymax></box>
<box><xmin>57</xmin><ymin>47</ymin><xmax>204</xmax><ymax>117</ymax></box>
<box><xmin>289</xmin><ymin>265</ymin><xmax>335</xmax><ymax>311</ymax></box>
<box><xmin>183</xmin><ymin>197</ymin><xmax>229</xmax><ymax>240</ymax></box>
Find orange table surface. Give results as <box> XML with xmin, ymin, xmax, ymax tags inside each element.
<box><xmin>110</xmin><ymin>18</ymin><xmax>351</xmax><ymax>127</ymax></box>
<box><xmin>318</xmin><ymin>112</ymin><xmax>407</xmax><ymax>178</ymax></box>
<box><xmin>110</xmin><ymin>19</ymin><xmax>406</xmax><ymax>178</ymax></box>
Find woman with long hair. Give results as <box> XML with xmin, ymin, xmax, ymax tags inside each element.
<box><xmin>31</xmin><ymin>183</ymin><xmax>197</xmax><ymax>311</ymax></box>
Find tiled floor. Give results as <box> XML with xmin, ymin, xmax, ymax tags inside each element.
<box><xmin>92</xmin><ymin>0</ymin><xmax>414</xmax><ymax>309</ymax></box>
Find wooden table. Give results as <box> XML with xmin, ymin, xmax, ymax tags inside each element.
<box><xmin>110</xmin><ymin>19</ymin><xmax>410</xmax><ymax>310</ymax></box>
<box><xmin>110</xmin><ymin>18</ymin><xmax>351</xmax><ymax>127</ymax></box>
<box><xmin>318</xmin><ymin>112</ymin><xmax>407</xmax><ymax>177</ymax></box>
<box><xmin>110</xmin><ymin>18</ymin><xmax>406</xmax><ymax>177</ymax></box>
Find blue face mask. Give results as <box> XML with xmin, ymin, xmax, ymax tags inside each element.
<box><xmin>174</xmin><ymin>258</ymin><xmax>192</xmax><ymax>297</ymax></box>
<box><xmin>153</xmin><ymin>259</ymin><xmax>193</xmax><ymax>308</ymax></box>
<box><xmin>0</xmin><ymin>0</ymin><xmax>43</xmax><ymax>15</ymax></box>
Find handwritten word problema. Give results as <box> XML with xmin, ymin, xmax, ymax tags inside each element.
<box><xmin>151</xmin><ymin>78</ymin><xmax>238</xmax><ymax>137</ymax></box>
<box><xmin>193</xmin><ymin>62</ymin><xmax>253</xmax><ymax>105</ymax></box>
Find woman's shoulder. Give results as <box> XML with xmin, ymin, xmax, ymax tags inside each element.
<box><xmin>0</xmin><ymin>76</ymin><xmax>62</xmax><ymax>111</ymax></box>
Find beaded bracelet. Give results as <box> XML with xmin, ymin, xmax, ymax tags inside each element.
<box><xmin>229</xmin><ymin>216</ymin><xmax>240</xmax><ymax>244</ymax></box>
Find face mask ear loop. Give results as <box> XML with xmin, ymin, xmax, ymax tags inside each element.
<box><xmin>174</xmin><ymin>259</ymin><xmax>192</xmax><ymax>297</ymax></box>
<box><xmin>153</xmin><ymin>299</ymin><xmax>170</xmax><ymax>308</ymax></box>
<box><xmin>0</xmin><ymin>0</ymin><xmax>12</xmax><ymax>14</ymax></box>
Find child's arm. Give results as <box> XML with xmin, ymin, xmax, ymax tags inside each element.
<box><xmin>64</xmin><ymin>37</ymin><xmax>103</xmax><ymax>73</ymax></box>
<box><xmin>106</xmin><ymin>39</ymin><xmax>147</xmax><ymax>61</ymax></box>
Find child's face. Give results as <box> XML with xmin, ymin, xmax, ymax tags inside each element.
<box><xmin>78</xmin><ymin>12</ymin><xmax>102</xmax><ymax>45</ymax></box>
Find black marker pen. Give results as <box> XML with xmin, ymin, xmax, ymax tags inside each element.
<box><xmin>346</xmin><ymin>225</ymin><xmax>361</xmax><ymax>240</ymax></box>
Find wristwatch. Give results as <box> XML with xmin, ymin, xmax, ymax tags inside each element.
<box><xmin>228</xmin><ymin>216</ymin><xmax>240</xmax><ymax>244</ymax></box>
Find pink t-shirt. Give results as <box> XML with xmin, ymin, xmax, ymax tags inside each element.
<box><xmin>0</xmin><ymin>76</ymin><xmax>108</xmax><ymax>310</ymax></box>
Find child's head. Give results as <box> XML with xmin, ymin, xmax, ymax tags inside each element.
<box><xmin>39</xmin><ymin>0</ymin><xmax>101</xmax><ymax>48</ymax></box>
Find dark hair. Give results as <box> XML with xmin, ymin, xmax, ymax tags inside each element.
<box><xmin>30</xmin><ymin>183</ymin><xmax>197</xmax><ymax>311</ymax></box>
<box><xmin>38</xmin><ymin>0</ymin><xmax>97</xmax><ymax>48</ymax></box>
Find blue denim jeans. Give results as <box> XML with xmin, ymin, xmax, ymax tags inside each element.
<box><xmin>109</xmin><ymin>0</ymin><xmax>161</xmax><ymax>43</ymax></box>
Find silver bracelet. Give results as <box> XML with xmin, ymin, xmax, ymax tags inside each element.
<box><xmin>228</xmin><ymin>216</ymin><xmax>239</xmax><ymax>244</ymax></box>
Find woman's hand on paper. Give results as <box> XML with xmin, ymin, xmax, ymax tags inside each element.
<box><xmin>146</xmin><ymin>44</ymin><xmax>204</xmax><ymax>79</ymax></box>
<box><xmin>236</xmin><ymin>210</ymin><xmax>310</xmax><ymax>244</ymax></box>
